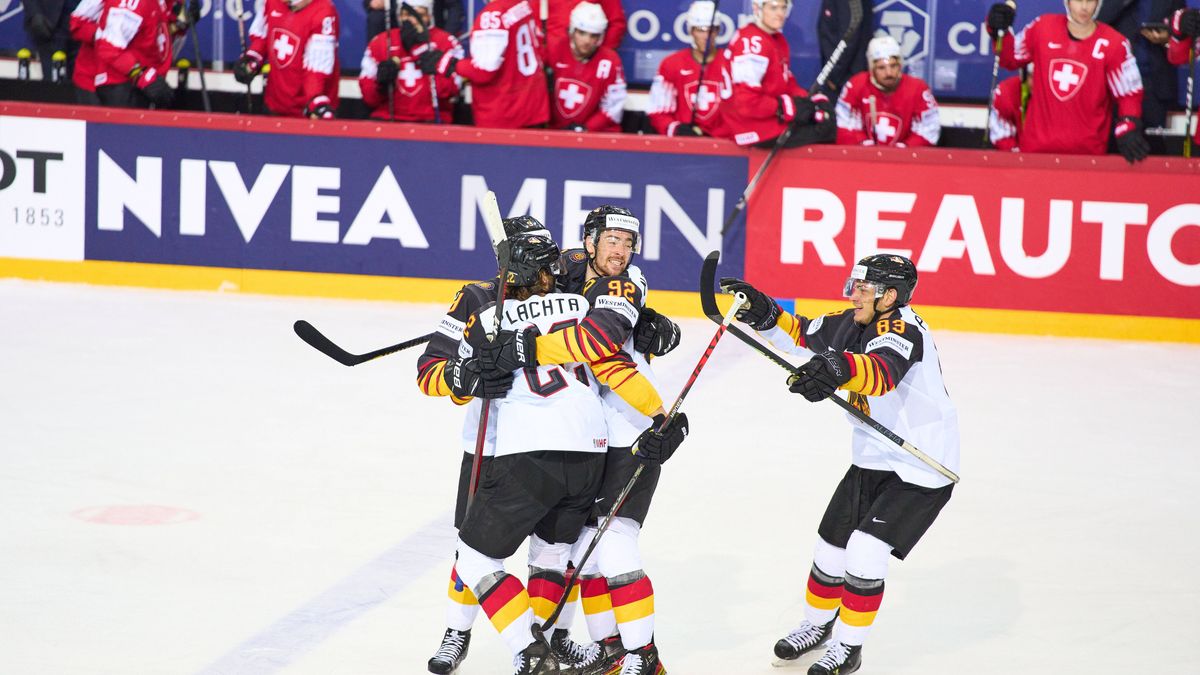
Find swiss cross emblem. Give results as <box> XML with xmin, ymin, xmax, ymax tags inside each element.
<box><xmin>683</xmin><ymin>80</ymin><xmax>720</xmax><ymax>121</ymax></box>
<box><xmin>555</xmin><ymin>78</ymin><xmax>593</xmax><ymax>119</ymax></box>
<box><xmin>872</xmin><ymin>112</ymin><xmax>903</xmax><ymax>144</ymax></box>
<box><xmin>1048</xmin><ymin>58</ymin><xmax>1087</xmax><ymax>102</ymax></box>
<box><xmin>397</xmin><ymin>59</ymin><xmax>423</xmax><ymax>96</ymax></box>
<box><xmin>270</xmin><ymin>29</ymin><xmax>301</xmax><ymax>67</ymax></box>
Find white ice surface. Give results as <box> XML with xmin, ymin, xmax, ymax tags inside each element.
<box><xmin>1</xmin><ymin>279</ymin><xmax>1198</xmax><ymax>674</ymax></box>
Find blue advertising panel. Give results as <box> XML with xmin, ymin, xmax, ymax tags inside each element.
<box><xmin>83</xmin><ymin>121</ymin><xmax>747</xmax><ymax>291</ymax></box>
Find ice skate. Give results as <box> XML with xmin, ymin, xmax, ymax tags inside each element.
<box><xmin>427</xmin><ymin>628</ymin><xmax>470</xmax><ymax>674</ymax></box>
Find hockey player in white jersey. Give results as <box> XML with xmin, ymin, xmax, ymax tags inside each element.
<box><xmin>721</xmin><ymin>254</ymin><xmax>958</xmax><ymax>675</ymax></box>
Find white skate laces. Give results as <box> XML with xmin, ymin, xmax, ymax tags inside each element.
<box><xmin>781</xmin><ymin>621</ymin><xmax>828</xmax><ymax>652</ymax></box>
<box><xmin>814</xmin><ymin>641</ymin><xmax>852</xmax><ymax>669</ymax></box>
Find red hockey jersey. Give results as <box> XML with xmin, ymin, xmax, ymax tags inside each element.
<box><xmin>722</xmin><ymin>23</ymin><xmax>807</xmax><ymax>146</ymax></box>
<box><xmin>455</xmin><ymin>0</ymin><xmax>549</xmax><ymax>129</ymax></box>
<box><xmin>998</xmin><ymin>14</ymin><xmax>1143</xmax><ymax>155</ymax></box>
<box><xmin>94</xmin><ymin>0</ymin><xmax>174</xmax><ymax>88</ymax></box>
<box><xmin>988</xmin><ymin>75</ymin><xmax>1025</xmax><ymax>151</ymax></box>
<box><xmin>647</xmin><ymin>46</ymin><xmax>730</xmax><ymax>138</ymax></box>
<box><xmin>544</xmin><ymin>0</ymin><xmax>625</xmax><ymax>57</ymax></box>
<box><xmin>359</xmin><ymin>27</ymin><xmax>462</xmax><ymax>122</ymax></box>
<box><xmin>835</xmin><ymin>71</ymin><xmax>940</xmax><ymax>146</ymax></box>
<box><xmin>246</xmin><ymin>0</ymin><xmax>340</xmax><ymax>117</ymax></box>
<box><xmin>547</xmin><ymin>38</ymin><xmax>625</xmax><ymax>131</ymax></box>
<box><xmin>70</xmin><ymin>0</ymin><xmax>104</xmax><ymax>91</ymax></box>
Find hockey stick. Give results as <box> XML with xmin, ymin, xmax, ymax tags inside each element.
<box><xmin>187</xmin><ymin>7</ymin><xmax>211</xmax><ymax>112</ymax></box>
<box><xmin>688</xmin><ymin>0</ymin><xmax>721</xmax><ymax>127</ymax></box>
<box><xmin>1185</xmin><ymin>43</ymin><xmax>1195</xmax><ymax>158</ymax></box>
<box><xmin>533</xmin><ymin>286</ymin><xmax>749</xmax><ymax>642</ymax></box>
<box><xmin>983</xmin><ymin>1</ymin><xmax>1016</xmax><ymax>147</ymax></box>
<box><xmin>698</xmin><ymin>251</ymin><xmax>959</xmax><ymax>484</ymax></box>
<box><xmin>232</xmin><ymin>0</ymin><xmax>253</xmax><ymax>113</ymax></box>
<box><xmin>467</xmin><ymin>191</ymin><xmax>508</xmax><ymax>508</ymax></box>
<box><xmin>720</xmin><ymin>0</ymin><xmax>862</xmax><ymax>235</ymax></box>
<box><xmin>293</xmin><ymin>320</ymin><xmax>431</xmax><ymax>366</ymax></box>
<box><xmin>385</xmin><ymin>0</ymin><xmax>397</xmax><ymax>120</ymax></box>
<box><xmin>403</xmin><ymin>2</ymin><xmax>442</xmax><ymax>124</ymax></box>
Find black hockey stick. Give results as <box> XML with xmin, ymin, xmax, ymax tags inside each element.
<box><xmin>983</xmin><ymin>0</ymin><xmax>1016</xmax><ymax>147</ymax></box>
<box><xmin>720</xmin><ymin>0</ymin><xmax>863</xmax><ymax>235</ymax></box>
<box><xmin>385</xmin><ymin>0</ymin><xmax>397</xmax><ymax>120</ymax></box>
<box><xmin>188</xmin><ymin>8</ymin><xmax>211</xmax><ymax>112</ymax></box>
<box><xmin>1186</xmin><ymin>42</ymin><xmax>1195</xmax><ymax>159</ymax></box>
<box><xmin>533</xmin><ymin>279</ymin><xmax>750</xmax><ymax>645</ymax></box>
<box><xmin>688</xmin><ymin>0</ymin><xmax>721</xmax><ymax>127</ymax></box>
<box><xmin>698</xmin><ymin>251</ymin><xmax>960</xmax><ymax>483</ymax></box>
<box><xmin>293</xmin><ymin>320</ymin><xmax>431</xmax><ymax>366</ymax></box>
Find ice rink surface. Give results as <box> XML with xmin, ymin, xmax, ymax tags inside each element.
<box><xmin>2</xmin><ymin>279</ymin><xmax>1198</xmax><ymax>675</ymax></box>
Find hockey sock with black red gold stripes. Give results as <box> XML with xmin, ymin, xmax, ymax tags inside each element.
<box><xmin>478</xmin><ymin>573</ymin><xmax>536</xmax><ymax>655</ymax></box>
<box><xmin>834</xmin><ymin>573</ymin><xmax>884</xmax><ymax>645</ymax></box>
<box><xmin>580</xmin><ymin>574</ymin><xmax>617</xmax><ymax>640</ymax></box>
<box><xmin>609</xmin><ymin>571</ymin><xmax>654</xmax><ymax>651</ymax></box>
<box><xmin>804</xmin><ymin>564</ymin><xmax>844</xmax><ymax>625</ymax></box>
<box><xmin>528</xmin><ymin>567</ymin><xmax>567</xmax><ymax>625</ymax></box>
<box><xmin>553</xmin><ymin>566</ymin><xmax>582</xmax><ymax>632</ymax></box>
<box><xmin>445</xmin><ymin>565</ymin><xmax>481</xmax><ymax>631</ymax></box>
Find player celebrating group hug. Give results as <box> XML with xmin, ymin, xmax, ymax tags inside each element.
<box><xmin>412</xmin><ymin>208</ymin><xmax>959</xmax><ymax>674</ymax></box>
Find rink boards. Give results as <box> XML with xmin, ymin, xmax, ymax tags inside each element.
<box><xmin>1</xmin><ymin>101</ymin><xmax>1198</xmax><ymax>343</ymax></box>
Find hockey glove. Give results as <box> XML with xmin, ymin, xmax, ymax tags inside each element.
<box><xmin>444</xmin><ymin>356</ymin><xmax>514</xmax><ymax>399</ymax></box>
<box><xmin>399</xmin><ymin>17</ymin><xmax>429</xmax><ymax>51</ymax></box>
<box><xmin>718</xmin><ymin>277</ymin><xmax>782</xmax><ymax>331</ymax></box>
<box><xmin>788</xmin><ymin>351</ymin><xmax>852</xmax><ymax>402</ymax></box>
<box><xmin>1114</xmin><ymin>116</ymin><xmax>1149</xmax><ymax>164</ymax></box>
<box><xmin>417</xmin><ymin>49</ymin><xmax>455</xmax><ymax>76</ymax></box>
<box><xmin>672</xmin><ymin>123</ymin><xmax>703</xmax><ymax>136</ymax></box>
<box><xmin>634</xmin><ymin>413</ymin><xmax>689</xmax><ymax>464</ymax></box>
<box><xmin>135</xmin><ymin>68</ymin><xmax>174</xmax><ymax>107</ymax></box>
<box><xmin>986</xmin><ymin>2</ymin><xmax>1015</xmax><ymax>37</ymax></box>
<box><xmin>792</xmin><ymin>95</ymin><xmax>817</xmax><ymax>125</ymax></box>
<box><xmin>233</xmin><ymin>51</ymin><xmax>263</xmax><ymax>84</ymax></box>
<box><xmin>776</xmin><ymin>94</ymin><xmax>796</xmax><ymax>123</ymax></box>
<box><xmin>1173</xmin><ymin>8</ymin><xmax>1200</xmax><ymax>38</ymax></box>
<box><xmin>568</xmin><ymin>124</ymin><xmax>588</xmax><ymax>132</ymax></box>
<box><xmin>479</xmin><ymin>327</ymin><xmax>538</xmax><ymax>374</ymax></box>
<box><xmin>305</xmin><ymin>95</ymin><xmax>335</xmax><ymax>119</ymax></box>
<box><xmin>633</xmin><ymin>307</ymin><xmax>682</xmax><ymax>357</ymax></box>
<box><xmin>376</xmin><ymin>58</ymin><xmax>399</xmax><ymax>92</ymax></box>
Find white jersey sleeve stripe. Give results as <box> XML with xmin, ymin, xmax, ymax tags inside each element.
<box><xmin>98</xmin><ymin>8</ymin><xmax>142</xmax><ymax>50</ymax></box>
<box><xmin>304</xmin><ymin>34</ymin><xmax>337</xmax><ymax>74</ymax></box>
<box><xmin>731</xmin><ymin>52</ymin><xmax>769</xmax><ymax>88</ymax></box>
<box><xmin>469</xmin><ymin>29</ymin><xmax>509</xmax><ymax>72</ymax></box>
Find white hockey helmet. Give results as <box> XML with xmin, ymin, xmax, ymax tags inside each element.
<box><xmin>866</xmin><ymin>35</ymin><xmax>902</xmax><ymax>65</ymax></box>
<box><xmin>1064</xmin><ymin>0</ymin><xmax>1103</xmax><ymax>22</ymax></box>
<box><xmin>752</xmin><ymin>0</ymin><xmax>792</xmax><ymax>19</ymax></box>
<box><xmin>687</xmin><ymin>1</ymin><xmax>718</xmax><ymax>30</ymax></box>
<box><xmin>570</xmin><ymin>2</ymin><xmax>608</xmax><ymax>35</ymax></box>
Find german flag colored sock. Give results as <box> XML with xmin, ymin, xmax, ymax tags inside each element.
<box><xmin>609</xmin><ymin>572</ymin><xmax>655</xmax><ymax>651</ymax></box>
<box><xmin>580</xmin><ymin>574</ymin><xmax>616</xmax><ymax>641</ymax></box>
<box><xmin>803</xmin><ymin>564</ymin><xmax>844</xmax><ymax>626</ymax></box>
<box><xmin>445</xmin><ymin>565</ymin><xmax>481</xmax><ymax>632</ymax></box>
<box><xmin>478</xmin><ymin>573</ymin><xmax>535</xmax><ymax>656</ymax></box>
<box><xmin>554</xmin><ymin>567</ymin><xmax>581</xmax><ymax>632</ymax></box>
<box><xmin>834</xmin><ymin>573</ymin><xmax>884</xmax><ymax>646</ymax></box>
<box><xmin>528</xmin><ymin>568</ymin><xmax>567</xmax><ymax>625</ymax></box>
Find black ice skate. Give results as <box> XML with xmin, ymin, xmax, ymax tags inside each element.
<box><xmin>514</xmin><ymin>637</ymin><xmax>561</xmax><ymax>675</ymax></box>
<box><xmin>773</xmin><ymin>618</ymin><xmax>834</xmax><ymax>661</ymax></box>
<box><xmin>551</xmin><ymin>628</ymin><xmax>610</xmax><ymax>674</ymax></box>
<box><xmin>807</xmin><ymin>641</ymin><xmax>861</xmax><ymax>675</ymax></box>
<box><xmin>427</xmin><ymin>628</ymin><xmax>470</xmax><ymax>674</ymax></box>
<box><xmin>612</xmin><ymin>641</ymin><xmax>665</xmax><ymax>675</ymax></box>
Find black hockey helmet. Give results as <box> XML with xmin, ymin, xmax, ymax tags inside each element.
<box><xmin>503</xmin><ymin>215</ymin><xmax>551</xmax><ymax>239</ymax></box>
<box><xmin>582</xmin><ymin>205</ymin><xmax>641</xmax><ymax>254</ymax></box>
<box><xmin>844</xmin><ymin>254</ymin><xmax>918</xmax><ymax>306</ymax></box>
<box><xmin>502</xmin><ymin>233</ymin><xmax>563</xmax><ymax>287</ymax></box>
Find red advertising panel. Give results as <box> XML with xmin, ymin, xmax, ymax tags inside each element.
<box><xmin>743</xmin><ymin>147</ymin><xmax>1200</xmax><ymax>319</ymax></box>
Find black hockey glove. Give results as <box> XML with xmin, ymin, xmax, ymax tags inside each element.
<box><xmin>788</xmin><ymin>351</ymin><xmax>852</xmax><ymax>402</ymax></box>
<box><xmin>986</xmin><ymin>2</ymin><xmax>1015</xmax><ymax>37</ymax></box>
<box><xmin>633</xmin><ymin>307</ymin><xmax>682</xmax><ymax>357</ymax></box>
<box><xmin>634</xmin><ymin>413</ymin><xmax>689</xmax><ymax>464</ymax></box>
<box><xmin>417</xmin><ymin>49</ymin><xmax>455</xmax><ymax>76</ymax></box>
<box><xmin>1114</xmin><ymin>116</ymin><xmax>1149</xmax><ymax>164</ymax></box>
<box><xmin>444</xmin><ymin>356</ymin><xmax>514</xmax><ymax>399</ymax></box>
<box><xmin>792</xmin><ymin>95</ymin><xmax>817</xmax><ymax>125</ymax></box>
<box><xmin>718</xmin><ymin>277</ymin><xmax>782</xmax><ymax>331</ymax></box>
<box><xmin>479</xmin><ymin>327</ymin><xmax>538</xmax><ymax>374</ymax></box>
<box><xmin>1173</xmin><ymin>8</ymin><xmax>1200</xmax><ymax>38</ymax></box>
<box><xmin>399</xmin><ymin>17</ymin><xmax>429</xmax><ymax>51</ymax></box>
<box><xmin>376</xmin><ymin>58</ymin><xmax>399</xmax><ymax>92</ymax></box>
<box><xmin>233</xmin><ymin>52</ymin><xmax>263</xmax><ymax>84</ymax></box>
<box><xmin>673</xmin><ymin>123</ymin><xmax>703</xmax><ymax>137</ymax></box>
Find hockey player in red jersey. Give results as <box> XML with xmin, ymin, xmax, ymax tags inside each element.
<box><xmin>987</xmin><ymin>0</ymin><xmax>1150</xmax><ymax>162</ymax></box>
<box><xmin>548</xmin><ymin>2</ymin><xmax>626</xmax><ymax>132</ymax></box>
<box><xmin>722</xmin><ymin>0</ymin><xmax>835</xmax><ymax>147</ymax></box>
<box><xmin>417</xmin><ymin>0</ymin><xmax>549</xmax><ymax>129</ymax></box>
<box><xmin>359</xmin><ymin>0</ymin><xmax>461</xmax><ymax>122</ymax></box>
<box><xmin>545</xmin><ymin>0</ymin><xmax>625</xmax><ymax>57</ymax></box>
<box><xmin>69</xmin><ymin>0</ymin><xmax>104</xmax><ymax>104</ymax></box>
<box><xmin>647</xmin><ymin>0</ymin><xmax>731</xmax><ymax>138</ymax></box>
<box><xmin>835</xmin><ymin>35</ymin><xmax>940</xmax><ymax>147</ymax></box>
<box><xmin>233</xmin><ymin>0</ymin><xmax>340</xmax><ymax>118</ymax></box>
<box><xmin>988</xmin><ymin>72</ymin><xmax>1027</xmax><ymax>151</ymax></box>
<box><xmin>1166</xmin><ymin>7</ymin><xmax>1200</xmax><ymax>147</ymax></box>
<box><xmin>722</xmin><ymin>255</ymin><xmax>958</xmax><ymax>675</ymax></box>
<box><xmin>93</xmin><ymin>0</ymin><xmax>190</xmax><ymax>108</ymax></box>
